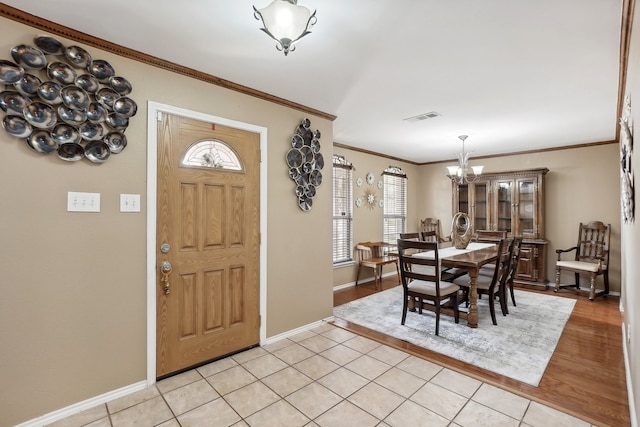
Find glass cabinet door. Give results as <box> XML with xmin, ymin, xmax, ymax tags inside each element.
<box><xmin>456</xmin><ymin>183</ymin><xmax>469</xmax><ymax>214</ymax></box>
<box><xmin>471</xmin><ymin>181</ymin><xmax>489</xmax><ymax>231</ymax></box>
<box><xmin>495</xmin><ymin>180</ymin><xmax>513</xmax><ymax>234</ymax></box>
<box><xmin>516</xmin><ymin>177</ymin><xmax>537</xmax><ymax>238</ymax></box>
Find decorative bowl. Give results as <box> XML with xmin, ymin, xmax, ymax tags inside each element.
<box><xmin>11</xmin><ymin>45</ymin><xmax>47</xmax><ymax>70</ymax></box>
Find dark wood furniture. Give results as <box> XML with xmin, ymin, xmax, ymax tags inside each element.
<box><xmin>419</xmin><ymin>217</ymin><xmax>450</xmax><ymax>243</ymax></box>
<box><xmin>478</xmin><ymin>235</ymin><xmax>523</xmax><ymax>312</ymax></box>
<box><xmin>412</xmin><ymin>242</ymin><xmax>499</xmax><ymax>328</ymax></box>
<box><xmin>505</xmin><ymin>236</ymin><xmax>523</xmax><ymax>310</ymax></box>
<box><xmin>355</xmin><ymin>242</ymin><xmax>400</xmax><ymax>290</ymax></box>
<box><xmin>455</xmin><ymin>238</ymin><xmax>514</xmax><ymax>325</ymax></box>
<box><xmin>399</xmin><ymin>232</ymin><xmax>421</xmax><ymax>240</ymax></box>
<box><xmin>397</xmin><ymin>239</ymin><xmax>460</xmax><ymax>335</ymax></box>
<box><xmin>452</xmin><ymin>168</ymin><xmax>549</xmax><ymax>289</ymax></box>
<box><xmin>474</xmin><ymin>230</ymin><xmax>507</xmax><ymax>242</ymax></box>
<box><xmin>554</xmin><ymin>221</ymin><xmax>611</xmax><ymax>300</ymax></box>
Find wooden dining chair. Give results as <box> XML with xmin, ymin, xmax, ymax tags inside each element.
<box><xmin>355</xmin><ymin>242</ymin><xmax>400</xmax><ymax>290</ymax></box>
<box><xmin>417</xmin><ymin>230</ymin><xmax>466</xmax><ymax>280</ymax></box>
<box><xmin>397</xmin><ymin>239</ymin><xmax>460</xmax><ymax>335</ymax></box>
<box><xmin>554</xmin><ymin>221</ymin><xmax>611</xmax><ymax>300</ymax></box>
<box><xmin>505</xmin><ymin>236</ymin><xmax>523</xmax><ymax>311</ymax></box>
<box><xmin>454</xmin><ymin>237</ymin><xmax>514</xmax><ymax>325</ymax></box>
<box><xmin>420</xmin><ymin>218</ymin><xmax>450</xmax><ymax>243</ymax></box>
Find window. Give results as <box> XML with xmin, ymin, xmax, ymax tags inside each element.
<box><xmin>383</xmin><ymin>166</ymin><xmax>407</xmax><ymax>245</ymax></box>
<box><xmin>182</xmin><ymin>139</ymin><xmax>243</xmax><ymax>170</ymax></box>
<box><xmin>333</xmin><ymin>155</ymin><xmax>353</xmax><ymax>264</ymax></box>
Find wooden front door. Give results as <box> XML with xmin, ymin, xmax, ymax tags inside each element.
<box><xmin>156</xmin><ymin>113</ymin><xmax>260</xmax><ymax>378</ymax></box>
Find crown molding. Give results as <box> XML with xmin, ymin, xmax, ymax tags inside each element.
<box><xmin>0</xmin><ymin>3</ymin><xmax>337</xmax><ymax>122</ymax></box>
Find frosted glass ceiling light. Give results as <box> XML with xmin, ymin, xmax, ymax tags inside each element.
<box><xmin>253</xmin><ymin>0</ymin><xmax>317</xmax><ymax>56</ymax></box>
<box><xmin>447</xmin><ymin>135</ymin><xmax>484</xmax><ymax>184</ymax></box>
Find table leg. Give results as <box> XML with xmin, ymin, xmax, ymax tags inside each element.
<box><xmin>467</xmin><ymin>268</ymin><xmax>479</xmax><ymax>328</ymax></box>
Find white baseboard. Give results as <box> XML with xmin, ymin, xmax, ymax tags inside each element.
<box><xmin>16</xmin><ymin>381</ymin><xmax>148</xmax><ymax>427</ymax></box>
<box><xmin>623</xmin><ymin>323</ymin><xmax>638</xmax><ymax>427</ymax></box>
<box><xmin>333</xmin><ymin>271</ymin><xmax>397</xmax><ymax>292</ymax></box>
<box><xmin>263</xmin><ymin>316</ymin><xmax>335</xmax><ymax>346</ymax></box>
<box><xmin>20</xmin><ymin>318</ymin><xmax>340</xmax><ymax>427</ymax></box>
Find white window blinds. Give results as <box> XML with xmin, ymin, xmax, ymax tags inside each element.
<box><xmin>333</xmin><ymin>155</ymin><xmax>353</xmax><ymax>264</ymax></box>
<box><xmin>383</xmin><ymin>166</ymin><xmax>407</xmax><ymax>245</ymax></box>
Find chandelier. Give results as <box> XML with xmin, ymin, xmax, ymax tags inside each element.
<box><xmin>253</xmin><ymin>0</ymin><xmax>317</xmax><ymax>56</ymax></box>
<box><xmin>446</xmin><ymin>135</ymin><xmax>484</xmax><ymax>184</ymax></box>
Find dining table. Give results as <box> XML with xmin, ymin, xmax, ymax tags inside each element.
<box><xmin>411</xmin><ymin>242</ymin><xmax>498</xmax><ymax>328</ymax></box>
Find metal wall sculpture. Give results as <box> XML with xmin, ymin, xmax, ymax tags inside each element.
<box><xmin>620</xmin><ymin>95</ymin><xmax>635</xmax><ymax>223</ymax></box>
<box><xmin>285</xmin><ymin>118</ymin><xmax>323</xmax><ymax>211</ymax></box>
<box><xmin>0</xmin><ymin>35</ymin><xmax>137</xmax><ymax>163</ymax></box>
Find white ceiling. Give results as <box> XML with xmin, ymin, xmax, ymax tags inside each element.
<box><xmin>2</xmin><ymin>0</ymin><xmax>624</xmax><ymax>163</ymax></box>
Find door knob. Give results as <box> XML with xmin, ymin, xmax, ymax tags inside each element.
<box><xmin>161</xmin><ymin>261</ymin><xmax>172</xmax><ymax>273</ymax></box>
<box><xmin>160</xmin><ymin>261</ymin><xmax>172</xmax><ymax>294</ymax></box>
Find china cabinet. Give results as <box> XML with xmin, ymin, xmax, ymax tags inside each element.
<box><xmin>452</xmin><ymin>167</ymin><xmax>549</xmax><ymax>288</ymax></box>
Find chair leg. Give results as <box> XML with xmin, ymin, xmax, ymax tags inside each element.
<box><xmin>589</xmin><ymin>273</ymin><xmax>596</xmax><ymax>301</ymax></box>
<box><xmin>489</xmin><ymin>296</ymin><xmax>497</xmax><ymax>325</ymax></box>
<box><xmin>435</xmin><ymin>304</ymin><xmax>440</xmax><ymax>336</ymax></box>
<box><xmin>574</xmin><ymin>272</ymin><xmax>581</xmax><ymax>289</ymax></box>
<box><xmin>509</xmin><ymin>280</ymin><xmax>517</xmax><ymax>307</ymax></box>
<box><xmin>401</xmin><ymin>294</ymin><xmax>408</xmax><ymax>325</ymax></box>
<box><xmin>355</xmin><ymin>265</ymin><xmax>363</xmax><ymax>287</ymax></box>
<box><xmin>453</xmin><ymin>294</ymin><xmax>459</xmax><ymax>324</ymax></box>
<box><xmin>604</xmin><ymin>271</ymin><xmax>610</xmax><ymax>295</ymax></box>
<box><xmin>554</xmin><ymin>267</ymin><xmax>561</xmax><ymax>293</ymax></box>
<box><xmin>499</xmin><ymin>286</ymin><xmax>508</xmax><ymax>316</ymax></box>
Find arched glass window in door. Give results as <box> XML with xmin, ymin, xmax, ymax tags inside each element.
<box><xmin>182</xmin><ymin>139</ymin><xmax>243</xmax><ymax>171</ymax></box>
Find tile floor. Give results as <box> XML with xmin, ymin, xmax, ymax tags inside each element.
<box><xmin>47</xmin><ymin>323</ymin><xmax>594</xmax><ymax>427</ymax></box>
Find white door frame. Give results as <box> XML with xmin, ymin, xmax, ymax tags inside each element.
<box><xmin>146</xmin><ymin>101</ymin><xmax>268</xmax><ymax>385</ymax></box>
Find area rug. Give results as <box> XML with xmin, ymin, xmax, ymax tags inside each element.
<box><xmin>333</xmin><ymin>287</ymin><xmax>576</xmax><ymax>386</ymax></box>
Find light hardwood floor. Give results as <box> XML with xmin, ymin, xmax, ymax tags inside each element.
<box><xmin>333</xmin><ymin>276</ymin><xmax>630</xmax><ymax>427</ymax></box>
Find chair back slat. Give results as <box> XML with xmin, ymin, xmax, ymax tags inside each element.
<box><xmin>420</xmin><ymin>218</ymin><xmax>446</xmax><ymax>243</ymax></box>
<box><xmin>576</xmin><ymin>221</ymin><xmax>610</xmax><ymax>265</ymax></box>
<box><xmin>507</xmin><ymin>237</ymin><xmax>524</xmax><ymax>283</ymax></box>
<box><xmin>397</xmin><ymin>239</ymin><xmax>440</xmax><ymax>289</ymax></box>
<box><xmin>399</xmin><ymin>232</ymin><xmax>421</xmax><ymax>241</ymax></box>
<box><xmin>421</xmin><ymin>230</ymin><xmax>438</xmax><ymax>243</ymax></box>
<box><xmin>493</xmin><ymin>237</ymin><xmax>514</xmax><ymax>287</ymax></box>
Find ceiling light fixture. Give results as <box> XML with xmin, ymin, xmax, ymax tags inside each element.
<box><xmin>253</xmin><ymin>0</ymin><xmax>317</xmax><ymax>56</ymax></box>
<box><xmin>446</xmin><ymin>135</ymin><xmax>484</xmax><ymax>184</ymax></box>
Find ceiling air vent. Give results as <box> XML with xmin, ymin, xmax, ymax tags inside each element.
<box><xmin>403</xmin><ymin>111</ymin><xmax>441</xmax><ymax>123</ymax></box>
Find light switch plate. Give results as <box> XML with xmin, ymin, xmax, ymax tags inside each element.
<box><xmin>120</xmin><ymin>194</ymin><xmax>141</xmax><ymax>212</ymax></box>
<box><xmin>67</xmin><ymin>192</ymin><xmax>100</xmax><ymax>212</ymax></box>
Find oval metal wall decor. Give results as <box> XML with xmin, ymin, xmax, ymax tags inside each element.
<box><xmin>286</xmin><ymin>118</ymin><xmax>323</xmax><ymax>211</ymax></box>
<box><xmin>0</xmin><ymin>35</ymin><xmax>137</xmax><ymax>163</ymax></box>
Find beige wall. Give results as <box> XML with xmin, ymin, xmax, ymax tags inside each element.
<box><xmin>0</xmin><ymin>17</ymin><xmax>333</xmax><ymax>426</ymax></box>
<box><xmin>622</xmin><ymin>2</ymin><xmax>640</xmax><ymax>424</ymax></box>
<box><xmin>332</xmin><ymin>147</ymin><xmax>421</xmax><ymax>287</ymax></box>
